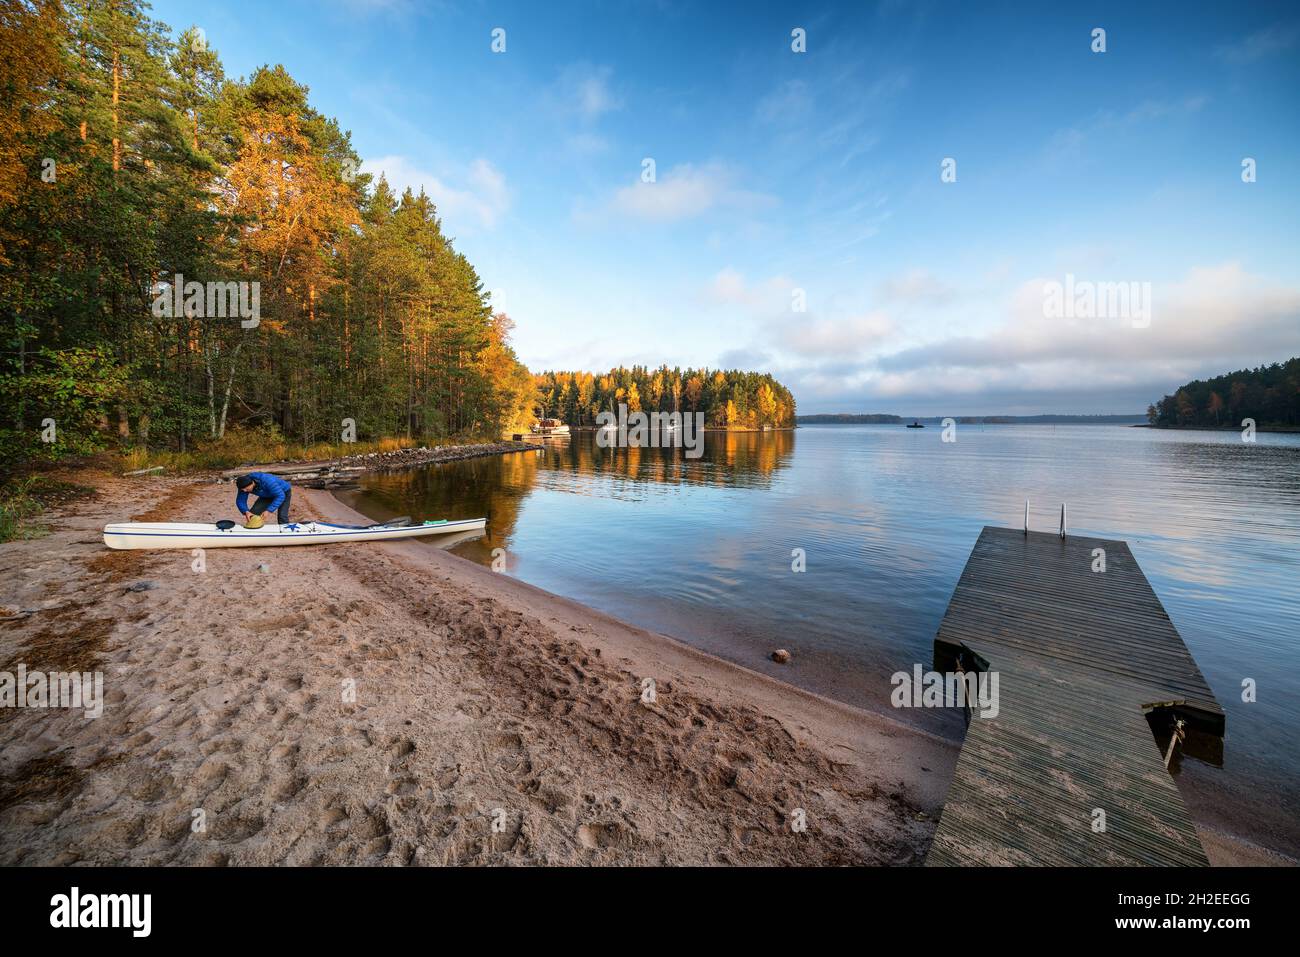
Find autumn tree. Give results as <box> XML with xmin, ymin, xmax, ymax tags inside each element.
<box><xmin>1</xmin><ymin>4</ymin><xmax>537</xmax><ymax>467</ymax></box>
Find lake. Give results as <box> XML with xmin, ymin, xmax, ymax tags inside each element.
<box><xmin>340</xmin><ymin>424</ymin><xmax>1300</xmax><ymax>855</ymax></box>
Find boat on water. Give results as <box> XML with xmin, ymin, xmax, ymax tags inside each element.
<box><xmin>102</xmin><ymin>517</ymin><xmax>486</xmax><ymax>550</ymax></box>
<box><xmin>530</xmin><ymin>418</ymin><xmax>570</xmax><ymax>436</ymax></box>
<box><xmin>906</xmin><ymin>421</ymin><xmax>925</xmax><ymax>428</ymax></box>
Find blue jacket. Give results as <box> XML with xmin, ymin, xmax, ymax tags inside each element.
<box><xmin>236</xmin><ymin>472</ymin><xmax>291</xmax><ymax>513</ymax></box>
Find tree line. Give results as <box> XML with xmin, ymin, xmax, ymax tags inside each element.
<box><xmin>536</xmin><ymin>367</ymin><xmax>796</xmax><ymax>429</ymax></box>
<box><xmin>0</xmin><ymin>0</ymin><xmax>535</xmax><ymax>473</ymax></box>
<box><xmin>796</xmin><ymin>414</ymin><xmax>902</xmax><ymax>424</ymax></box>
<box><xmin>1147</xmin><ymin>358</ymin><xmax>1300</xmax><ymax>429</ymax></box>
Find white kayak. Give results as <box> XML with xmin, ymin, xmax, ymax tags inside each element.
<box><xmin>102</xmin><ymin>517</ymin><xmax>486</xmax><ymax>550</ymax></box>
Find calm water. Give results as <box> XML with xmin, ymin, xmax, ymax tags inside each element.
<box><xmin>342</xmin><ymin>425</ymin><xmax>1300</xmax><ymax>854</ymax></box>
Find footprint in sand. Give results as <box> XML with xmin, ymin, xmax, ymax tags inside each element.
<box><xmin>192</xmin><ymin>759</ymin><xmax>229</xmax><ymax>791</ymax></box>
<box><xmin>318</xmin><ymin>806</ymin><xmax>347</xmax><ymax>829</ymax></box>
<box><xmin>268</xmin><ymin>774</ymin><xmax>307</xmax><ymax>802</ymax></box>
<box><xmin>453</xmin><ymin>699</ymin><xmax>486</xmax><ymax>718</ymax></box>
<box><xmin>208</xmin><ymin>812</ymin><xmax>265</xmax><ymax>843</ymax></box>
<box><xmin>383</xmin><ymin>737</ymin><xmax>416</xmax><ymax>772</ymax></box>
<box><xmin>268</xmin><ymin>743</ymin><xmax>299</xmax><ymax>762</ymax></box>
<box><xmin>243</xmin><ymin>614</ymin><xmax>308</xmax><ymax>634</ymax></box>
<box><xmin>384</xmin><ymin>776</ymin><xmax>421</xmax><ymax>797</ymax></box>
<box><xmin>577</xmin><ymin>821</ymin><xmax>626</xmax><ymax>850</ymax></box>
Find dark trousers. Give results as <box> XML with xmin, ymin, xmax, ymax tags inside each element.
<box><xmin>250</xmin><ymin>490</ymin><xmax>291</xmax><ymax>524</ymax></box>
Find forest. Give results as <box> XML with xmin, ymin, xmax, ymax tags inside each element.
<box><xmin>1147</xmin><ymin>359</ymin><xmax>1300</xmax><ymax>429</ymax></box>
<box><xmin>535</xmin><ymin>367</ymin><xmax>796</xmax><ymax>430</ymax></box>
<box><xmin>0</xmin><ymin>0</ymin><xmax>537</xmax><ymax>474</ymax></box>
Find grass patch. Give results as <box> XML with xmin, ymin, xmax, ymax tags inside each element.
<box><xmin>0</xmin><ymin>477</ymin><xmax>95</xmax><ymax>544</ymax></box>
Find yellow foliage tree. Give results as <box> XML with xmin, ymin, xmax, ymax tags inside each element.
<box><xmin>0</xmin><ymin>0</ymin><xmax>62</xmax><ymax>263</ymax></box>
<box><xmin>757</xmin><ymin>382</ymin><xmax>777</xmax><ymax>423</ymax></box>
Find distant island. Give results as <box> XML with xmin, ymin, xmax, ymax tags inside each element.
<box><xmin>1147</xmin><ymin>358</ymin><xmax>1300</xmax><ymax>430</ymax></box>
<box><xmin>797</xmin><ymin>413</ymin><xmax>1146</xmax><ymax>425</ymax></box>
<box><xmin>536</xmin><ymin>367</ymin><xmax>796</xmax><ymax>430</ymax></box>
<box><xmin>796</xmin><ymin>414</ymin><xmax>903</xmax><ymax>424</ymax></box>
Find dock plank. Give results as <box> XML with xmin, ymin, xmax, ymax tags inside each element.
<box><xmin>926</xmin><ymin>526</ymin><xmax>1222</xmax><ymax>866</ymax></box>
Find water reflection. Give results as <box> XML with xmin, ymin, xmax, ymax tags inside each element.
<box><xmin>342</xmin><ymin>429</ymin><xmax>798</xmax><ymax>563</ymax></box>
<box><xmin>341</xmin><ymin>424</ymin><xmax>1300</xmax><ymax>855</ymax></box>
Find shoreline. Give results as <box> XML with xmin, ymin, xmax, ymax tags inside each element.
<box><xmin>329</xmin><ymin>484</ymin><xmax>1297</xmax><ymax>868</ymax></box>
<box><xmin>1133</xmin><ymin>423</ymin><xmax>1300</xmax><ymax>433</ymax></box>
<box><xmin>1</xmin><ymin>469</ymin><xmax>1290</xmax><ymax>866</ymax></box>
<box><xmin>214</xmin><ymin>441</ymin><xmax>537</xmax><ymax>482</ymax></box>
<box><xmin>0</xmin><ymin>470</ymin><xmax>956</xmax><ymax>865</ymax></box>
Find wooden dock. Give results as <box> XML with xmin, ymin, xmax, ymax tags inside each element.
<box><xmin>926</xmin><ymin>526</ymin><xmax>1224</xmax><ymax>866</ymax></box>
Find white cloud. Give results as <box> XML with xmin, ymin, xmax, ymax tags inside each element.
<box><xmin>746</xmin><ymin>263</ymin><xmax>1299</xmax><ymax>413</ymax></box>
<box><xmin>877</xmin><ymin>268</ymin><xmax>954</xmax><ymax>305</ymax></box>
<box><xmin>775</xmin><ymin>311</ymin><xmax>895</xmax><ymax>359</ymax></box>
<box><xmin>567</xmin><ymin>132</ymin><xmax>610</xmax><ymax>155</ymax></box>
<box><xmin>706</xmin><ymin>268</ymin><xmax>796</xmax><ymax>308</ymax></box>
<box><xmin>810</xmin><ymin>263</ymin><xmax>1300</xmax><ymax>407</ymax></box>
<box><xmin>362</xmin><ymin>155</ymin><xmax>510</xmax><ymax>229</ymax></box>
<box><xmin>709</xmin><ymin>267</ymin><xmax>749</xmax><ymax>303</ymax></box>
<box><xmin>549</xmin><ymin>63</ymin><xmax>622</xmax><ymax>119</ymax></box>
<box><xmin>1045</xmin><ymin>97</ymin><xmax>1208</xmax><ymax>163</ymax></box>
<box><xmin>1216</xmin><ymin>22</ymin><xmax>1300</xmax><ymax>63</ymax></box>
<box><xmin>601</xmin><ymin>163</ymin><xmax>775</xmax><ymax>224</ymax></box>
<box><xmin>878</xmin><ymin>263</ymin><xmax>1299</xmax><ymax>374</ymax></box>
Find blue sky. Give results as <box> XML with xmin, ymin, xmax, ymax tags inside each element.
<box><xmin>151</xmin><ymin>0</ymin><xmax>1300</xmax><ymax>414</ymax></box>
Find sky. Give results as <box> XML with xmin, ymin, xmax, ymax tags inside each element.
<box><xmin>149</xmin><ymin>0</ymin><xmax>1300</xmax><ymax>415</ymax></box>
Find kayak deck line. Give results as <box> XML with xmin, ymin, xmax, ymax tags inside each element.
<box><xmin>106</xmin><ymin>520</ymin><xmax>449</xmax><ymax>535</ymax></box>
<box><xmin>102</xmin><ymin>517</ymin><xmax>487</xmax><ymax>550</ymax></box>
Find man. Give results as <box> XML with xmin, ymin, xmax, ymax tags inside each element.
<box><xmin>234</xmin><ymin>472</ymin><xmax>292</xmax><ymax>527</ymax></box>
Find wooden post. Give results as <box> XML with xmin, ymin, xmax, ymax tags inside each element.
<box><xmin>1024</xmin><ymin>500</ymin><xmax>1029</xmax><ymax>536</ymax></box>
<box><xmin>1059</xmin><ymin>503</ymin><xmax>1067</xmax><ymax>539</ymax></box>
<box><xmin>1164</xmin><ymin>718</ymin><xmax>1186</xmax><ymax>769</ymax></box>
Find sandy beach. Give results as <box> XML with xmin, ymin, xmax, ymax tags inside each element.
<box><xmin>0</xmin><ymin>470</ymin><xmax>960</xmax><ymax>865</ymax></box>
